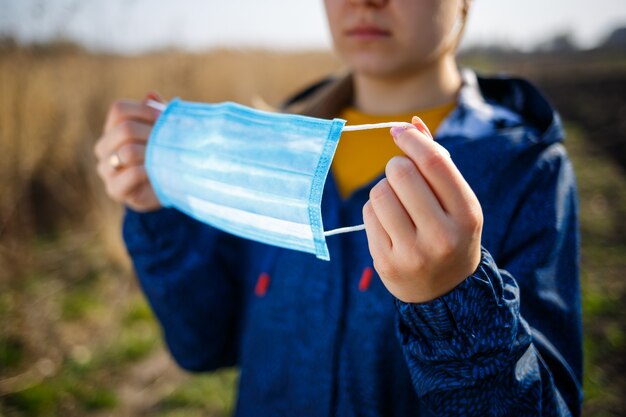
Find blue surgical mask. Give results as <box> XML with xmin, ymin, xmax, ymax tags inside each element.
<box><xmin>145</xmin><ymin>99</ymin><xmax>410</xmax><ymax>261</ymax></box>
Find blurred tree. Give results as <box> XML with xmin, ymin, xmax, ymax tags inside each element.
<box><xmin>599</xmin><ymin>26</ymin><xmax>626</xmax><ymax>51</ymax></box>
<box><xmin>536</xmin><ymin>32</ymin><xmax>579</xmax><ymax>52</ymax></box>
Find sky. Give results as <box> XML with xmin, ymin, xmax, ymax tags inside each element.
<box><xmin>0</xmin><ymin>0</ymin><xmax>625</xmax><ymax>54</ymax></box>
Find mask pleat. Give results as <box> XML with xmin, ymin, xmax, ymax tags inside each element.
<box><xmin>151</xmin><ymin>147</ymin><xmax>313</xmax><ymax>202</ymax></box>
<box><xmin>156</xmin><ymin>172</ymin><xmax>310</xmax><ymax>224</ymax></box>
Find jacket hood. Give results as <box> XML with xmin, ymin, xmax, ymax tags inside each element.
<box><xmin>437</xmin><ymin>69</ymin><xmax>564</xmax><ymax>145</ymax></box>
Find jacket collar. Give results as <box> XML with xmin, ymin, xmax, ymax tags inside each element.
<box><xmin>436</xmin><ymin>69</ymin><xmax>523</xmax><ymax>140</ymax></box>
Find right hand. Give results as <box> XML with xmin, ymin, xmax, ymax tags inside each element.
<box><xmin>94</xmin><ymin>92</ymin><xmax>163</xmax><ymax>212</ymax></box>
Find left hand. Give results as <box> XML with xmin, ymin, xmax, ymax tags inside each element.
<box><xmin>363</xmin><ymin>117</ymin><xmax>483</xmax><ymax>303</ymax></box>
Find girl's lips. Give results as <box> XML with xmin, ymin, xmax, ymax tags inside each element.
<box><xmin>346</xmin><ymin>25</ymin><xmax>391</xmax><ymax>40</ymax></box>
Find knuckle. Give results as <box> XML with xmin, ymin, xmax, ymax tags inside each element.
<box><xmin>385</xmin><ymin>156</ymin><xmax>414</xmax><ymax>184</ymax></box>
<box><xmin>421</xmin><ymin>151</ymin><xmax>447</xmax><ymax>170</ymax></box>
<box><xmin>362</xmin><ymin>201</ymin><xmax>374</xmax><ymax>219</ymax></box>
<box><xmin>374</xmin><ymin>257</ymin><xmax>397</xmax><ymax>280</ymax></box>
<box><xmin>372</xmin><ymin>259</ymin><xmax>384</xmax><ymax>275</ymax></box>
<box><xmin>96</xmin><ymin>162</ymin><xmax>108</xmax><ymax>179</ymax></box>
<box><xmin>94</xmin><ymin>140</ymin><xmax>104</xmax><ymax>158</ymax></box>
<box><xmin>104</xmin><ymin>183</ymin><xmax>120</xmax><ymax>201</ymax></box>
<box><xmin>471</xmin><ymin>204</ymin><xmax>484</xmax><ymax>228</ymax></box>
<box><xmin>108</xmin><ymin>99</ymin><xmax>125</xmax><ymax>120</ymax></box>
<box><xmin>105</xmin><ymin>99</ymin><xmax>136</xmax><ymax>133</ymax></box>
<box><xmin>110</xmin><ymin>99</ymin><xmax>129</xmax><ymax>114</ymax></box>
<box><xmin>396</xmin><ymin>238</ymin><xmax>418</xmax><ymax>258</ymax></box>
<box><xmin>435</xmin><ymin>231</ymin><xmax>458</xmax><ymax>258</ymax></box>
<box><xmin>460</xmin><ymin>201</ymin><xmax>484</xmax><ymax>231</ymax></box>
<box><xmin>406</xmin><ymin>255</ymin><xmax>424</xmax><ymax>275</ymax></box>
<box><xmin>369</xmin><ymin>179</ymin><xmax>389</xmax><ymax>203</ymax></box>
<box><xmin>94</xmin><ymin>133</ymin><xmax>113</xmax><ymax>159</ymax></box>
<box><xmin>118</xmin><ymin>120</ymin><xmax>136</xmax><ymax>139</ymax></box>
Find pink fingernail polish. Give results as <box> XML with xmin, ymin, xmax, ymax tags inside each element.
<box><xmin>390</xmin><ymin>124</ymin><xmax>416</xmax><ymax>140</ymax></box>
<box><xmin>411</xmin><ymin>116</ymin><xmax>433</xmax><ymax>139</ymax></box>
<box><xmin>144</xmin><ymin>91</ymin><xmax>163</xmax><ymax>102</ymax></box>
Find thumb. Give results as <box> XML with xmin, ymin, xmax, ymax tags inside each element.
<box><xmin>143</xmin><ymin>91</ymin><xmax>164</xmax><ymax>104</ymax></box>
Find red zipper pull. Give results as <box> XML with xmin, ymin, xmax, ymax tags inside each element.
<box><xmin>255</xmin><ymin>272</ymin><xmax>270</xmax><ymax>297</ymax></box>
<box><xmin>358</xmin><ymin>267</ymin><xmax>374</xmax><ymax>292</ymax></box>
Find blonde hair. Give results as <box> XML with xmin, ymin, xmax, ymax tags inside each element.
<box><xmin>453</xmin><ymin>0</ymin><xmax>472</xmax><ymax>51</ymax></box>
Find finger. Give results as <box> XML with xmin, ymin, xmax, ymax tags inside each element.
<box><xmin>106</xmin><ymin>165</ymin><xmax>149</xmax><ymax>202</ymax></box>
<box><xmin>96</xmin><ymin>159</ymin><xmax>160</xmax><ymax>211</ymax></box>
<box><xmin>368</xmin><ymin>178</ymin><xmax>415</xmax><ymax>246</ymax></box>
<box><xmin>115</xmin><ymin>143</ymin><xmax>146</xmax><ymax>167</ymax></box>
<box><xmin>363</xmin><ymin>200</ymin><xmax>392</xmax><ymax>254</ymax></box>
<box><xmin>104</xmin><ymin>99</ymin><xmax>160</xmax><ymax>133</ymax></box>
<box><xmin>126</xmin><ymin>186</ymin><xmax>161</xmax><ymax>212</ymax></box>
<box><xmin>390</xmin><ymin>125</ymin><xmax>477</xmax><ymax>218</ymax></box>
<box><xmin>96</xmin><ymin>159</ymin><xmax>115</xmax><ymax>182</ymax></box>
<box><xmin>96</xmin><ymin>157</ymin><xmax>135</xmax><ymax>185</ymax></box>
<box><xmin>95</xmin><ymin>120</ymin><xmax>153</xmax><ymax>160</ymax></box>
<box><xmin>385</xmin><ymin>155</ymin><xmax>448</xmax><ymax>231</ymax></box>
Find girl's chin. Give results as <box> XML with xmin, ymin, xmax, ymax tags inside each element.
<box><xmin>346</xmin><ymin>55</ymin><xmax>415</xmax><ymax>79</ymax></box>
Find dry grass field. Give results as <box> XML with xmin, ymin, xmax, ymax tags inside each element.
<box><xmin>0</xmin><ymin>44</ymin><xmax>624</xmax><ymax>416</ymax></box>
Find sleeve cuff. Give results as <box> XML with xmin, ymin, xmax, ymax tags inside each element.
<box><xmin>395</xmin><ymin>248</ymin><xmax>522</xmax><ymax>361</ymax></box>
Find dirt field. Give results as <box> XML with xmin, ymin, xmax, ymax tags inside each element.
<box><xmin>1</xmin><ymin>45</ymin><xmax>624</xmax><ymax>416</ymax></box>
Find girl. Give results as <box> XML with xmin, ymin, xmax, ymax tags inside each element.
<box><xmin>95</xmin><ymin>0</ymin><xmax>582</xmax><ymax>415</ymax></box>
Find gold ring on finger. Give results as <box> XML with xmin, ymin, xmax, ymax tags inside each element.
<box><xmin>108</xmin><ymin>151</ymin><xmax>124</xmax><ymax>170</ymax></box>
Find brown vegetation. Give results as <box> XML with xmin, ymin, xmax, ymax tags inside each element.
<box><xmin>0</xmin><ymin>46</ymin><xmax>624</xmax><ymax>416</ymax></box>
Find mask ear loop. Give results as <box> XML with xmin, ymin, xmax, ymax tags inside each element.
<box><xmin>341</xmin><ymin>121</ymin><xmax>413</xmax><ymax>131</ymax></box>
<box><xmin>146</xmin><ymin>99</ymin><xmax>167</xmax><ymax>111</ymax></box>
<box><xmin>324</xmin><ymin>224</ymin><xmax>366</xmax><ymax>236</ymax></box>
<box><xmin>323</xmin><ymin>121</ymin><xmax>412</xmax><ymax>237</ymax></box>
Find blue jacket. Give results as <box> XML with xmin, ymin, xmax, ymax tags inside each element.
<box><xmin>123</xmin><ymin>69</ymin><xmax>582</xmax><ymax>416</ymax></box>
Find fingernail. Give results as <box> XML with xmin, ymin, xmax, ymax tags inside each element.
<box><xmin>390</xmin><ymin>124</ymin><xmax>416</xmax><ymax>140</ymax></box>
<box><xmin>144</xmin><ymin>91</ymin><xmax>163</xmax><ymax>102</ymax></box>
<box><xmin>412</xmin><ymin>116</ymin><xmax>433</xmax><ymax>139</ymax></box>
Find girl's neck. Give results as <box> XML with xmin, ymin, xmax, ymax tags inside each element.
<box><xmin>352</xmin><ymin>54</ymin><xmax>462</xmax><ymax>115</ymax></box>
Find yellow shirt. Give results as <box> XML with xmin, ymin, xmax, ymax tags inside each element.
<box><xmin>332</xmin><ymin>102</ymin><xmax>456</xmax><ymax>198</ymax></box>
